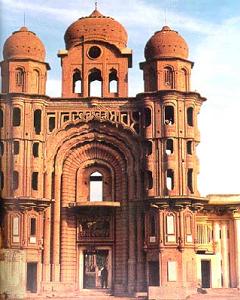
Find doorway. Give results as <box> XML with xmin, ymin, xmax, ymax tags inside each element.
<box><xmin>201</xmin><ymin>260</ymin><xmax>211</xmax><ymax>288</ymax></box>
<box><xmin>83</xmin><ymin>249</ymin><xmax>109</xmax><ymax>289</ymax></box>
<box><xmin>148</xmin><ymin>261</ymin><xmax>159</xmax><ymax>286</ymax></box>
<box><xmin>26</xmin><ymin>262</ymin><xmax>37</xmax><ymax>293</ymax></box>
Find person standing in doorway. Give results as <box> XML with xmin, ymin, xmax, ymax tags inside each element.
<box><xmin>100</xmin><ymin>265</ymin><xmax>108</xmax><ymax>288</ymax></box>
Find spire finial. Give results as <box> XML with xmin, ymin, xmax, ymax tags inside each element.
<box><xmin>164</xmin><ymin>8</ymin><xmax>167</xmax><ymax>25</ymax></box>
<box><xmin>24</xmin><ymin>12</ymin><xmax>26</xmax><ymax>26</ymax></box>
<box><xmin>95</xmin><ymin>1</ymin><xmax>98</xmax><ymax>10</ymax></box>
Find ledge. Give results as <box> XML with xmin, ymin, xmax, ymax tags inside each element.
<box><xmin>0</xmin><ymin>197</ymin><xmax>52</xmax><ymax>211</ymax></box>
<box><xmin>68</xmin><ymin>201</ymin><xmax>121</xmax><ymax>208</ymax></box>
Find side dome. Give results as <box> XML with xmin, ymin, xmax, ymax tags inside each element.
<box><xmin>3</xmin><ymin>26</ymin><xmax>46</xmax><ymax>62</ymax></box>
<box><xmin>144</xmin><ymin>26</ymin><xmax>189</xmax><ymax>61</ymax></box>
<box><xmin>64</xmin><ymin>9</ymin><xmax>128</xmax><ymax>50</ymax></box>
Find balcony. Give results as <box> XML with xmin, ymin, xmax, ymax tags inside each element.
<box><xmin>195</xmin><ymin>223</ymin><xmax>214</xmax><ymax>253</ymax></box>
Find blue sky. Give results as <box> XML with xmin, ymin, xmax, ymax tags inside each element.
<box><xmin>1</xmin><ymin>0</ymin><xmax>240</xmax><ymax>196</ymax></box>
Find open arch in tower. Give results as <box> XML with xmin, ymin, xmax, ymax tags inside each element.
<box><xmin>88</xmin><ymin>68</ymin><xmax>102</xmax><ymax>97</ymax></box>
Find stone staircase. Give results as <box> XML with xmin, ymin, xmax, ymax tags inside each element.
<box><xmin>25</xmin><ymin>288</ymin><xmax>147</xmax><ymax>300</ymax></box>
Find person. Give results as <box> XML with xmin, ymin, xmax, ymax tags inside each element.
<box><xmin>100</xmin><ymin>265</ymin><xmax>108</xmax><ymax>288</ymax></box>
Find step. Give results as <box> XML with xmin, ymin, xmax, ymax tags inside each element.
<box><xmin>205</xmin><ymin>288</ymin><xmax>240</xmax><ymax>295</ymax></box>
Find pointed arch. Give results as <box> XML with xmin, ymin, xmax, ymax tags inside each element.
<box><xmin>89</xmin><ymin>171</ymin><xmax>103</xmax><ymax>201</ymax></box>
<box><xmin>109</xmin><ymin>68</ymin><xmax>118</xmax><ymax>94</ymax></box>
<box><xmin>33</xmin><ymin>69</ymin><xmax>40</xmax><ymax>93</ymax></box>
<box><xmin>181</xmin><ymin>68</ymin><xmax>188</xmax><ymax>91</ymax></box>
<box><xmin>15</xmin><ymin>67</ymin><xmax>25</xmax><ymax>92</ymax></box>
<box><xmin>72</xmin><ymin>69</ymin><xmax>82</xmax><ymax>94</ymax></box>
<box><xmin>164</xmin><ymin>66</ymin><xmax>174</xmax><ymax>88</ymax></box>
<box><xmin>88</xmin><ymin>68</ymin><xmax>102</xmax><ymax>97</ymax></box>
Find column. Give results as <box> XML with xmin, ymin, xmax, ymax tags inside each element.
<box><xmin>213</xmin><ymin>221</ymin><xmax>222</xmax><ymax>288</ymax></box>
<box><xmin>136</xmin><ymin>204</ymin><xmax>145</xmax><ymax>291</ymax></box>
<box><xmin>128</xmin><ymin>202</ymin><xmax>136</xmax><ymax>294</ymax></box>
<box><xmin>52</xmin><ymin>171</ymin><xmax>61</xmax><ymax>282</ymax></box>
<box><xmin>234</xmin><ymin>215</ymin><xmax>240</xmax><ymax>288</ymax></box>
<box><xmin>221</xmin><ymin>221</ymin><xmax>229</xmax><ymax>288</ymax></box>
<box><xmin>42</xmin><ymin>170</ymin><xmax>52</xmax><ymax>282</ymax></box>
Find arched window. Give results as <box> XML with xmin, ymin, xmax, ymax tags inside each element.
<box><xmin>0</xmin><ymin>109</ymin><xmax>3</xmax><ymax>127</ymax></box>
<box><xmin>34</xmin><ymin>109</ymin><xmax>42</xmax><ymax>134</ymax></box>
<box><xmin>109</xmin><ymin>69</ymin><xmax>118</xmax><ymax>94</ymax></box>
<box><xmin>16</xmin><ymin>68</ymin><xmax>24</xmax><ymax>87</ymax></box>
<box><xmin>166</xmin><ymin>214</ymin><xmax>176</xmax><ymax>242</ymax></box>
<box><xmin>33</xmin><ymin>142</ymin><xmax>39</xmax><ymax>157</ymax></box>
<box><xmin>33</xmin><ymin>69</ymin><xmax>40</xmax><ymax>93</ymax></box>
<box><xmin>88</xmin><ymin>68</ymin><xmax>102</xmax><ymax>97</ymax></box>
<box><xmin>166</xmin><ymin>169</ymin><xmax>174</xmax><ymax>190</ymax></box>
<box><xmin>32</xmin><ymin>172</ymin><xmax>38</xmax><ymax>190</ymax></box>
<box><xmin>144</xmin><ymin>107</ymin><xmax>152</xmax><ymax>127</ymax></box>
<box><xmin>187</xmin><ymin>107</ymin><xmax>194</xmax><ymax>126</ymax></box>
<box><xmin>12</xmin><ymin>215</ymin><xmax>20</xmax><ymax>243</ymax></box>
<box><xmin>146</xmin><ymin>170</ymin><xmax>153</xmax><ymax>189</ymax></box>
<box><xmin>164</xmin><ymin>67</ymin><xmax>174</xmax><ymax>88</ymax></box>
<box><xmin>185</xmin><ymin>214</ymin><xmax>193</xmax><ymax>243</ymax></box>
<box><xmin>164</xmin><ymin>106</ymin><xmax>174</xmax><ymax>125</ymax></box>
<box><xmin>29</xmin><ymin>217</ymin><xmax>37</xmax><ymax>243</ymax></box>
<box><xmin>166</xmin><ymin>139</ymin><xmax>173</xmax><ymax>155</ymax></box>
<box><xmin>187</xmin><ymin>141</ymin><xmax>193</xmax><ymax>155</ymax></box>
<box><xmin>72</xmin><ymin>69</ymin><xmax>82</xmax><ymax>93</ymax></box>
<box><xmin>13</xmin><ymin>171</ymin><xmax>19</xmax><ymax>190</ymax></box>
<box><xmin>13</xmin><ymin>107</ymin><xmax>21</xmax><ymax>126</ymax></box>
<box><xmin>0</xmin><ymin>142</ymin><xmax>4</xmax><ymax>156</ymax></box>
<box><xmin>145</xmin><ymin>141</ymin><xmax>153</xmax><ymax>156</ymax></box>
<box><xmin>150</xmin><ymin>213</ymin><xmax>156</xmax><ymax>237</ymax></box>
<box><xmin>0</xmin><ymin>171</ymin><xmax>4</xmax><ymax>190</ymax></box>
<box><xmin>181</xmin><ymin>68</ymin><xmax>188</xmax><ymax>91</ymax></box>
<box><xmin>149</xmin><ymin>67</ymin><xmax>157</xmax><ymax>91</ymax></box>
<box><xmin>187</xmin><ymin>168</ymin><xmax>194</xmax><ymax>193</ymax></box>
<box><xmin>90</xmin><ymin>171</ymin><xmax>103</xmax><ymax>201</ymax></box>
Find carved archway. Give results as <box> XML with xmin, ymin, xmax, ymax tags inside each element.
<box><xmin>43</xmin><ymin>120</ymin><xmax>144</xmax><ymax>291</ymax></box>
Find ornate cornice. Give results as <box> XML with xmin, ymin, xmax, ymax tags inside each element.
<box><xmin>0</xmin><ymin>197</ymin><xmax>52</xmax><ymax>212</ymax></box>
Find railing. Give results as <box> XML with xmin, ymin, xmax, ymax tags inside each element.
<box><xmin>196</xmin><ymin>223</ymin><xmax>214</xmax><ymax>253</ymax></box>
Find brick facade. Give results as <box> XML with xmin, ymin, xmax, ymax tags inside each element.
<box><xmin>0</xmin><ymin>8</ymin><xmax>240</xmax><ymax>300</ymax></box>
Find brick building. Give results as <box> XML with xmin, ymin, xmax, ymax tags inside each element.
<box><xmin>0</xmin><ymin>7</ymin><xmax>240</xmax><ymax>300</ymax></box>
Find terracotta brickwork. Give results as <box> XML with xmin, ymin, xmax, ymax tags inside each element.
<box><xmin>0</xmin><ymin>8</ymin><xmax>240</xmax><ymax>300</ymax></box>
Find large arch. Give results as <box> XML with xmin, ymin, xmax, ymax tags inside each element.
<box><xmin>43</xmin><ymin>120</ymin><xmax>145</xmax><ymax>293</ymax></box>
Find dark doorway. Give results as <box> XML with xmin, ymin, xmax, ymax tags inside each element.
<box><xmin>84</xmin><ymin>250</ymin><xmax>109</xmax><ymax>289</ymax></box>
<box><xmin>149</xmin><ymin>261</ymin><xmax>159</xmax><ymax>286</ymax></box>
<box><xmin>201</xmin><ymin>260</ymin><xmax>211</xmax><ymax>288</ymax></box>
<box><xmin>26</xmin><ymin>262</ymin><xmax>37</xmax><ymax>292</ymax></box>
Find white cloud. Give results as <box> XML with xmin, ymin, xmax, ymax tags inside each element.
<box><xmin>1</xmin><ymin>0</ymin><xmax>215</xmax><ymax>34</ymax></box>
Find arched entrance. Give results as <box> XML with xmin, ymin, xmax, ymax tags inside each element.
<box><xmin>44</xmin><ymin>121</ymin><xmax>145</xmax><ymax>294</ymax></box>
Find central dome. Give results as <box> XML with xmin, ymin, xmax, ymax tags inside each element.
<box><xmin>64</xmin><ymin>9</ymin><xmax>128</xmax><ymax>50</ymax></box>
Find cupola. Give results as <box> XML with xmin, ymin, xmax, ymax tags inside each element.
<box><xmin>64</xmin><ymin>9</ymin><xmax>128</xmax><ymax>51</ymax></box>
<box><xmin>1</xmin><ymin>26</ymin><xmax>48</xmax><ymax>94</ymax></box>
<box><xmin>3</xmin><ymin>26</ymin><xmax>46</xmax><ymax>62</ymax></box>
<box><xmin>144</xmin><ymin>26</ymin><xmax>189</xmax><ymax>61</ymax></box>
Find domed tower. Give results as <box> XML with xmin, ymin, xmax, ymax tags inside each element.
<box><xmin>1</xmin><ymin>26</ymin><xmax>50</xmax><ymax>94</ymax></box>
<box><xmin>140</xmin><ymin>25</ymin><xmax>206</xmax><ymax>199</ymax></box>
<box><xmin>0</xmin><ymin>27</ymin><xmax>50</xmax><ymax>280</ymax></box>
<box><xmin>59</xmin><ymin>8</ymin><xmax>132</xmax><ymax>98</ymax></box>
<box><xmin>139</xmin><ymin>26</ymin><xmax>206</xmax><ymax>298</ymax></box>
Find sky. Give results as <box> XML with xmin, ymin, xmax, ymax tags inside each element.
<box><xmin>1</xmin><ymin>0</ymin><xmax>240</xmax><ymax>196</ymax></box>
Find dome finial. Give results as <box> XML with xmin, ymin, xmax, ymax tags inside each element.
<box><xmin>95</xmin><ymin>1</ymin><xmax>98</xmax><ymax>10</ymax></box>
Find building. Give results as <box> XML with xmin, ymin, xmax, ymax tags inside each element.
<box><xmin>0</xmin><ymin>7</ymin><xmax>240</xmax><ymax>300</ymax></box>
